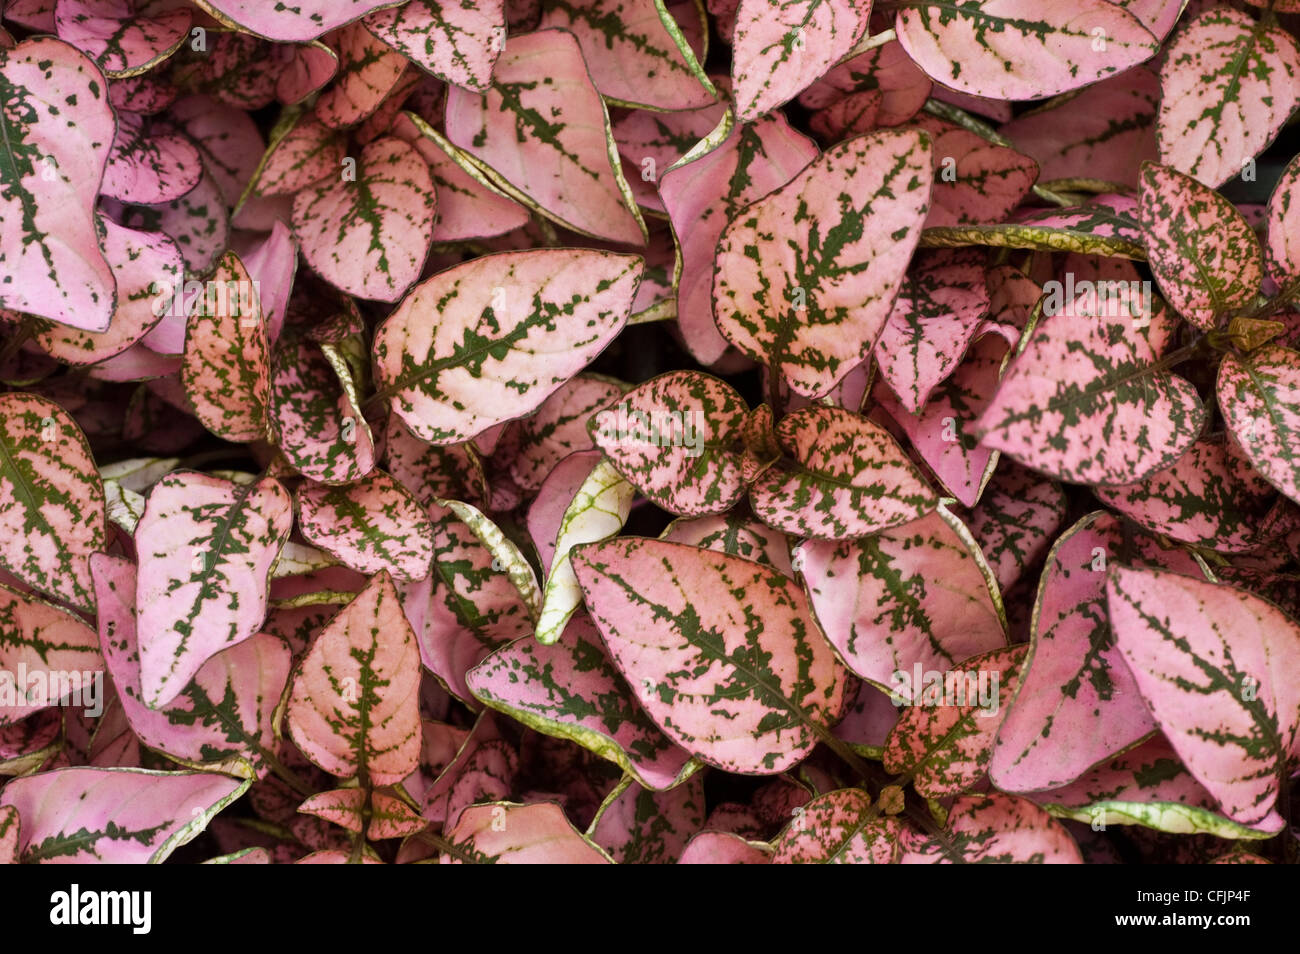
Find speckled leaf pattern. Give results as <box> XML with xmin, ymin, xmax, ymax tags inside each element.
<box><xmin>799</xmin><ymin>38</ymin><xmax>930</xmax><ymax>123</ymax></box>
<box><xmin>898</xmin><ymin>793</ymin><xmax>1082</xmax><ymax>863</ymax></box>
<box><xmin>373</xmin><ymin>248</ymin><xmax>642</xmax><ymax>444</ymax></box>
<box><xmin>193</xmin><ymin>0</ymin><xmax>402</xmax><ymax>43</ymax></box>
<box><xmin>592</xmin><ymin>775</ymin><xmax>706</xmax><ymax>863</ymax></box>
<box><xmin>0</xmin><ymin>805</ymin><xmax>17</xmax><ymax>864</ymax></box>
<box><xmin>34</xmin><ymin>218</ymin><xmax>181</xmax><ymax>367</ymax></box>
<box><xmin>384</xmin><ymin>415</ymin><xmax>489</xmax><ymax>510</ymax></box>
<box><xmin>540</xmin><ymin>0</ymin><xmax>714</xmax><ymax>110</ymax></box>
<box><xmin>926</xmin><ymin>197</ymin><xmax>1145</xmax><ymax>260</ymax></box>
<box><xmin>1218</xmin><ymin>346</ymin><xmax>1300</xmax><ymax>507</ymax></box>
<box><xmin>660</xmin><ymin>513</ymin><xmax>793</xmax><ymax>573</ymax></box>
<box><xmin>0</xmin><ymin>766</ymin><xmax>248</xmax><ymax>863</ymax></box>
<box><xmin>292</xmin><ymin>135</ymin><xmax>435</xmax><ymax>303</ymax></box>
<box><xmin>364</xmin><ymin>0</ymin><xmax>504</xmax><ymax>92</ymax></box>
<box><xmin>250</xmin><ymin>117</ymin><xmax>345</xmax><ymax>197</ymax></box>
<box><xmin>990</xmin><ymin>512</ymin><xmax>1196</xmax><ymax>793</ymax></box>
<box><xmin>1157</xmin><ymin>7</ymin><xmax>1300</xmax><ymax>188</ymax></box>
<box><xmin>399</xmin><ymin>500</ymin><xmax>535</xmax><ymax>703</ymax></box>
<box><xmin>977</xmin><ymin>282</ymin><xmax>1205</xmax><ymax>485</ymax></box>
<box><xmin>444</xmin><ymin>29</ymin><xmax>647</xmax><ymax>245</ymax></box>
<box><xmin>591</xmin><ymin>371</ymin><xmax>748</xmax><ymax>517</ymax></box>
<box><xmin>911</xmin><ymin>115</ymin><xmax>1037</xmax><ymax>228</ymax></box>
<box><xmin>770</xmin><ymin>789</ymin><xmax>902</xmax><ymax>863</ymax></box>
<box><xmin>1138</xmin><ymin>162</ymin><xmax>1262</xmax><ymax>331</ymax></box>
<box><xmin>296</xmin><ymin>470</ymin><xmax>434</xmax><ymax>582</ymax></box>
<box><xmin>1107</xmin><ymin>565</ymin><xmax>1300</xmax><ymax>831</ymax></box>
<box><xmin>895</xmin><ymin>0</ymin><xmax>1159</xmax><ymax>101</ymax></box>
<box><xmin>54</xmin><ymin>0</ymin><xmax>190</xmax><ymax>77</ymax></box>
<box><xmin>510</xmin><ymin>374</ymin><xmax>625</xmax><ymax>492</ymax></box>
<box><xmin>730</xmin><ymin>0</ymin><xmax>868</xmax><ymax>122</ymax></box>
<box><xmin>658</xmin><ymin>112</ymin><xmax>817</xmax><ymax>364</ymax></box>
<box><xmin>287</xmin><ymin>571</ymin><xmax>421</xmax><ymax>785</ymax></box>
<box><xmin>1095</xmin><ymin>436</ymin><xmax>1275</xmax><ymax>552</ymax></box>
<box><xmin>181</xmin><ymin>251</ymin><xmax>272</xmax><ymax>444</ymax></box>
<box><xmin>874</xmin><ymin>248</ymin><xmax>990</xmax><ymax>414</ymax></box>
<box><xmin>571</xmin><ymin>537</ymin><xmax>849</xmax><ymax>774</ymax></box>
<box><xmin>100</xmin><ymin>110</ymin><xmax>200</xmax><ymax>204</ymax></box>
<box><xmin>111</xmin><ymin>169</ymin><xmax>228</xmax><ymax>275</ymax></box>
<box><xmin>714</xmin><ymin>128</ymin><xmax>932</xmax><ymax>397</ymax></box>
<box><xmin>1028</xmin><ymin>735</ymin><xmax>1273</xmax><ymax>840</ymax></box>
<box><xmin>297</xmin><ymin>788</ymin><xmax>425</xmax><ymax>838</ymax></box>
<box><xmin>967</xmin><ymin>462</ymin><xmax>1067</xmax><ymax>593</ymax></box>
<box><xmin>800</xmin><ymin>506</ymin><xmax>1008</xmax><ymax>694</ymax></box>
<box><xmin>314</xmin><ymin>24</ymin><xmax>409</xmax><ymax>129</ymax></box>
<box><xmin>749</xmin><ymin>406</ymin><xmax>938</xmax><ymax>539</ymax></box>
<box><xmin>0</xmin><ymin>392</ymin><xmax>106</xmax><ymax>612</ymax></box>
<box><xmin>1000</xmin><ymin>67</ymin><xmax>1159</xmax><ymax>188</ymax></box>
<box><xmin>134</xmin><ymin>472</ymin><xmax>292</xmax><ymax>708</ymax></box>
<box><xmin>883</xmin><ymin>646</ymin><xmax>1025</xmax><ymax>797</ymax></box>
<box><xmin>439</xmin><ymin>802</ymin><xmax>613</xmax><ymax>863</ymax></box>
<box><xmin>0</xmin><ymin>37</ymin><xmax>116</xmax><ymax>331</ymax></box>
<box><xmin>92</xmin><ymin>554</ymin><xmax>288</xmax><ymax>777</ymax></box>
<box><xmin>0</xmin><ymin>583</ymin><xmax>102</xmax><ymax>725</ymax></box>
<box><xmin>1267</xmin><ymin>154</ymin><xmax>1300</xmax><ymax>291</ymax></box>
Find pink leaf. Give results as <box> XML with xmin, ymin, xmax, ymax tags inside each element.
<box><xmin>296</xmin><ymin>470</ymin><xmax>435</xmax><ymax>581</ymax></box>
<box><xmin>912</xmin><ymin>115</ymin><xmax>1037</xmax><ymax>228</ymax></box>
<box><xmin>297</xmin><ymin>788</ymin><xmax>426</xmax><ymax>838</ymax></box>
<box><xmin>101</xmin><ymin>110</ymin><xmax>201</xmax><ymax>204</ymax></box>
<box><xmin>315</xmin><ymin>23</ymin><xmax>410</xmax><ymax>129</ymax></box>
<box><xmin>592</xmin><ymin>775</ymin><xmax>705</xmax><ymax>863</ymax></box>
<box><xmin>0</xmin><ymin>583</ymin><xmax>102</xmax><ymax>726</ymax></box>
<box><xmin>898</xmin><ymin>793</ymin><xmax>1082</xmax><ymax>863</ymax></box>
<box><xmin>440</xmin><ymin>802</ymin><xmax>612</xmax><ymax>863</ymax></box>
<box><xmin>1218</xmin><ymin>345</ymin><xmax>1300</xmax><ymax>507</ymax></box>
<box><xmin>194</xmin><ymin>0</ymin><xmax>404</xmax><ymax>43</ymax></box>
<box><xmin>771</xmin><ymin>789</ymin><xmax>902</xmax><ymax>863</ymax></box>
<box><xmin>660</xmin><ymin>512</ymin><xmax>793</xmax><ymax>574</ymax></box>
<box><xmin>364</xmin><ymin>0</ymin><xmax>504</xmax><ymax>92</ymax></box>
<box><xmin>799</xmin><ymin>38</ymin><xmax>931</xmax><ymax>125</ymax></box>
<box><xmin>54</xmin><ymin>0</ymin><xmax>189</xmax><ymax>77</ymax></box>
<box><xmin>678</xmin><ymin>829</ymin><xmax>771</xmax><ymax>863</ymax></box>
<box><xmin>966</xmin><ymin>461</ymin><xmax>1067</xmax><ymax>593</ymax></box>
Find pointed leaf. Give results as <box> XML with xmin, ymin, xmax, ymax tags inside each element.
<box><xmin>296</xmin><ymin>470</ymin><xmax>435</xmax><ymax>582</ymax></box>
<box><xmin>898</xmin><ymin>793</ymin><xmax>1081</xmax><ymax>863</ymax></box>
<box><xmin>1218</xmin><ymin>345</ymin><xmax>1300</xmax><ymax>507</ymax></box>
<box><xmin>912</xmin><ymin>115</ymin><xmax>1037</xmax><ymax>228</ymax></box>
<box><xmin>364</xmin><ymin>0</ymin><xmax>504</xmax><ymax>92</ymax></box>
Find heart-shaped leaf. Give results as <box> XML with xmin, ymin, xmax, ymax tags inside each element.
<box><xmin>287</xmin><ymin>571</ymin><xmax>422</xmax><ymax>785</ymax></box>
<box><xmin>0</xmin><ymin>392</ymin><xmax>106</xmax><ymax>612</ymax></box>
<box><xmin>749</xmin><ymin>406</ymin><xmax>938</xmax><ymax>539</ymax></box>
<box><xmin>134</xmin><ymin>471</ymin><xmax>292</xmax><ymax>708</ymax></box>
<box><xmin>0</xmin><ymin>766</ymin><xmax>248</xmax><ymax>862</ymax></box>
<box><xmin>296</xmin><ymin>470</ymin><xmax>435</xmax><ymax>582</ymax></box>
<box><xmin>713</xmin><ymin>128</ymin><xmax>932</xmax><ymax>397</ymax></box>
<box><xmin>1107</xmin><ymin>564</ymin><xmax>1300</xmax><ymax>830</ymax></box>
<box><xmin>1138</xmin><ymin>161</ymin><xmax>1263</xmax><ymax>331</ymax></box>
<box><xmin>444</xmin><ymin>28</ymin><xmax>647</xmax><ymax>245</ymax></box>
<box><xmin>373</xmin><ymin>248</ymin><xmax>642</xmax><ymax>444</ymax></box>
<box><xmin>895</xmin><ymin>0</ymin><xmax>1159</xmax><ymax>101</ymax></box>
<box><xmin>1218</xmin><ymin>345</ymin><xmax>1300</xmax><ymax>507</ymax></box>
<box><xmin>0</xmin><ymin>37</ymin><xmax>116</xmax><ymax>331</ymax></box>
<box><xmin>572</xmin><ymin>537</ymin><xmax>849</xmax><ymax>774</ymax></box>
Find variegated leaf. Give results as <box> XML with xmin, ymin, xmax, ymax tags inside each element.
<box><xmin>0</xmin><ymin>37</ymin><xmax>116</xmax><ymax>331</ymax></box>
<box><xmin>314</xmin><ymin>23</ymin><xmax>410</xmax><ymax>129</ymax></box>
<box><xmin>678</xmin><ymin>830</ymin><xmax>772</xmax><ymax>863</ymax></box>
<box><xmin>924</xmin><ymin>195</ymin><xmax>1144</xmax><ymax>259</ymax></box>
<box><xmin>509</xmin><ymin>374</ymin><xmax>625</xmax><ymax>492</ymax></box>
<box><xmin>384</xmin><ymin>415</ymin><xmax>489</xmax><ymax>510</ymax></box>
<box><xmin>101</xmin><ymin>110</ymin><xmax>201</xmax><ymax>204</ymax></box>
<box><xmin>800</xmin><ymin>505</ymin><xmax>1008</xmax><ymax>694</ymax></box>
<box><xmin>439</xmin><ymin>802</ymin><xmax>613</xmax><ymax>863</ymax></box>
<box><xmin>713</xmin><ymin>128</ymin><xmax>932</xmax><ymax>397</ymax></box>
<box><xmin>364</xmin><ymin>0</ymin><xmax>504</xmax><ymax>92</ymax></box>
<box><xmin>0</xmin><ymin>392</ymin><xmax>106</xmax><ymax>612</ymax></box>
<box><xmin>134</xmin><ymin>472</ymin><xmax>292</xmax><ymax>708</ymax></box>
<box><xmin>749</xmin><ymin>406</ymin><xmax>938</xmax><ymax>539</ymax></box>
<box><xmin>966</xmin><ymin>461</ymin><xmax>1067</xmax><ymax>593</ymax></box>
<box><xmin>911</xmin><ymin>115</ymin><xmax>1036</xmax><ymax>228</ymax></box>
<box><xmin>798</xmin><ymin>38</ymin><xmax>930</xmax><ymax>125</ymax></box>
<box><xmin>592</xmin><ymin>774</ymin><xmax>705</xmax><ymax>863</ymax></box>
<box><xmin>296</xmin><ymin>470</ymin><xmax>435</xmax><ymax>582</ymax></box>
<box><xmin>895</xmin><ymin>0</ymin><xmax>1159</xmax><ymax>101</ymax></box>
<box><xmin>247</xmin><ymin>116</ymin><xmax>345</xmax><ymax>198</ymax></box>
<box><xmin>444</xmin><ymin>28</ymin><xmax>647</xmax><ymax>244</ymax></box>
<box><xmin>571</xmin><ymin>537</ymin><xmax>849</xmax><ymax>774</ymax></box>
<box><xmin>0</xmin><ymin>583</ymin><xmax>102</xmax><ymax>726</ymax></box>
<box><xmin>54</xmin><ymin>0</ymin><xmax>190</xmax><ymax>77</ymax></box>
<box><xmin>898</xmin><ymin>793</ymin><xmax>1081</xmax><ymax>863</ymax></box>
<box><xmin>1107</xmin><ymin>565</ymin><xmax>1300</xmax><ymax>831</ymax></box>
<box><xmin>660</xmin><ymin>513</ymin><xmax>792</xmax><ymax>573</ymax></box>
<box><xmin>770</xmin><ymin>789</ymin><xmax>902</xmax><ymax>863</ymax></box>
<box><xmin>1158</xmin><ymin>7</ymin><xmax>1300</xmax><ymax>188</ymax></box>
<box><xmin>373</xmin><ymin>248</ymin><xmax>642</xmax><ymax>444</ymax></box>
<box><xmin>1266</xmin><ymin>153</ymin><xmax>1300</xmax><ymax>292</ymax></box>
<box><xmin>1218</xmin><ymin>345</ymin><xmax>1300</xmax><ymax>507</ymax></box>
<box><xmin>1138</xmin><ymin>161</ymin><xmax>1262</xmax><ymax>331</ymax></box>
<box><xmin>192</xmin><ymin>0</ymin><xmax>402</xmax><ymax>43</ymax></box>
<box><xmin>287</xmin><ymin>571</ymin><xmax>422</xmax><ymax>785</ymax></box>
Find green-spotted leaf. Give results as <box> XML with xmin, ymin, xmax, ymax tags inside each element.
<box><xmin>571</xmin><ymin>537</ymin><xmax>849</xmax><ymax>775</ymax></box>
<box><xmin>798</xmin><ymin>37</ymin><xmax>931</xmax><ymax>124</ymax></box>
<box><xmin>714</xmin><ymin>128</ymin><xmax>932</xmax><ymax>398</ymax></box>
<box><xmin>799</xmin><ymin>506</ymin><xmax>1008</xmax><ymax>694</ymax></box>
<box><xmin>444</xmin><ymin>28</ymin><xmax>647</xmax><ymax>245</ymax></box>
<box><xmin>1107</xmin><ymin>565</ymin><xmax>1300</xmax><ymax>830</ymax></box>
<box><xmin>134</xmin><ymin>471</ymin><xmax>292</xmax><ymax>709</ymax></box>
<box><xmin>191</xmin><ymin>0</ymin><xmax>402</xmax><ymax>43</ymax></box>
<box><xmin>181</xmin><ymin>250</ymin><xmax>272</xmax><ymax>443</ymax></box>
<box><xmin>592</xmin><ymin>774</ymin><xmax>705</xmax><ymax>863</ymax></box>
<box><xmin>895</xmin><ymin>0</ymin><xmax>1159</xmax><ymax>101</ymax></box>
<box><xmin>0</xmin><ymin>766</ymin><xmax>249</xmax><ymax>863</ymax></box>
<box><xmin>298</xmin><ymin>788</ymin><xmax>426</xmax><ymax>838</ymax></box>
<box><xmin>536</xmin><ymin>458</ymin><xmax>633</xmax><ymax>646</ymax></box>
<box><xmin>92</xmin><ymin>553</ymin><xmax>288</xmax><ymax>778</ymax></box>
<box><xmin>0</xmin><ymin>583</ymin><xmax>102</xmax><ymax>726</ymax></box>
<box><xmin>1138</xmin><ymin>162</ymin><xmax>1262</xmax><ymax>331</ymax></box>
<box><xmin>0</xmin><ymin>393</ymin><xmax>106</xmax><ymax>612</ymax></box>
<box><xmin>439</xmin><ymin>802</ymin><xmax>614</xmax><ymax>863</ymax></box>
<box><xmin>770</xmin><ymin>790</ymin><xmax>902</xmax><ymax>864</ymax></box>
<box><xmin>292</xmin><ymin>135</ymin><xmax>436</xmax><ymax>303</ymax></box>
<box><xmin>590</xmin><ymin>371</ymin><xmax>749</xmax><ymax>517</ymax></box>
<box><xmin>911</xmin><ymin>115</ymin><xmax>1037</xmax><ymax>228</ymax></box>
<box><xmin>110</xmin><ymin>168</ymin><xmax>229</xmax><ymax>275</ymax></box>
<box><xmin>966</xmin><ymin>461</ymin><xmax>1067</xmax><ymax>593</ymax></box>
<box><xmin>54</xmin><ymin>0</ymin><xmax>191</xmax><ymax>78</ymax></box>
<box><xmin>287</xmin><ymin>571</ymin><xmax>422</xmax><ymax>785</ymax></box>
<box><xmin>364</xmin><ymin>0</ymin><xmax>504</xmax><ymax>92</ymax></box>
<box><xmin>314</xmin><ymin>23</ymin><xmax>409</xmax><ymax>129</ymax></box>
<box><xmin>373</xmin><ymin>248</ymin><xmax>643</xmax><ymax>444</ymax></box>
<box><xmin>467</xmin><ymin>613</ymin><xmax>696</xmax><ymax>790</ymax></box>
<box><xmin>246</xmin><ymin>116</ymin><xmax>345</xmax><ymax>198</ymax></box>
<box><xmin>976</xmin><ymin>279</ymin><xmax>1205</xmax><ymax>485</ymax></box>
<box><xmin>384</xmin><ymin>415</ymin><xmax>489</xmax><ymax>510</ymax></box>
<box><xmin>660</xmin><ymin>512</ymin><xmax>793</xmax><ymax>573</ymax></box>
<box><xmin>539</xmin><ymin>0</ymin><xmax>715</xmax><ymax>110</ymax></box>
<box><xmin>1218</xmin><ymin>345</ymin><xmax>1300</xmax><ymax>507</ymax></box>
<box><xmin>0</xmin><ymin>804</ymin><xmax>17</xmax><ymax>864</ymax></box>
<box><xmin>730</xmin><ymin>0</ymin><xmax>868</xmax><ymax>122</ymax></box>
<box><xmin>882</xmin><ymin>646</ymin><xmax>1025</xmax><ymax>797</ymax></box>
<box><xmin>0</xmin><ymin>37</ymin><xmax>117</xmax><ymax>331</ymax></box>
<box><xmin>296</xmin><ymin>470</ymin><xmax>435</xmax><ymax>582</ymax></box>
<box><xmin>101</xmin><ymin>110</ymin><xmax>200</xmax><ymax>205</ymax></box>
<box><xmin>898</xmin><ymin>793</ymin><xmax>1082</xmax><ymax>863</ymax></box>
<box><xmin>749</xmin><ymin>406</ymin><xmax>939</xmax><ymax>539</ymax></box>
<box><xmin>509</xmin><ymin>374</ymin><xmax>625</xmax><ymax>492</ymax></box>
<box><xmin>1157</xmin><ymin>7</ymin><xmax>1300</xmax><ymax>188</ymax></box>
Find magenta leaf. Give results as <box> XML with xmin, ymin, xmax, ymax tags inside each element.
<box><xmin>192</xmin><ymin>0</ymin><xmax>403</xmax><ymax>43</ymax></box>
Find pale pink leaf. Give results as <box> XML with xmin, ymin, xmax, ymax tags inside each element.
<box><xmin>296</xmin><ymin>470</ymin><xmax>435</xmax><ymax>582</ymax></box>
<box><xmin>440</xmin><ymin>802</ymin><xmax>613</xmax><ymax>863</ymax></box>
<box><xmin>1218</xmin><ymin>345</ymin><xmax>1300</xmax><ymax>508</ymax></box>
<box><xmin>0</xmin><ymin>584</ymin><xmax>102</xmax><ymax>726</ymax></box>
<box><xmin>364</xmin><ymin>0</ymin><xmax>503</xmax><ymax>92</ymax></box>
<box><xmin>592</xmin><ymin>775</ymin><xmax>705</xmax><ymax>863</ymax></box>
<box><xmin>192</xmin><ymin>0</ymin><xmax>403</xmax><ymax>42</ymax></box>
<box><xmin>898</xmin><ymin>793</ymin><xmax>1082</xmax><ymax>863</ymax></box>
